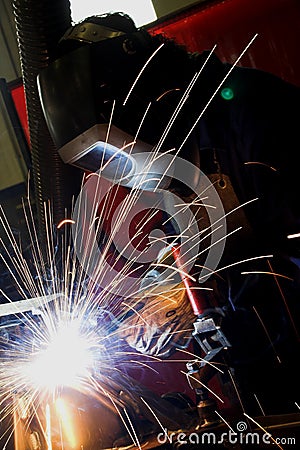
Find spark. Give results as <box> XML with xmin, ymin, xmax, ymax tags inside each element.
<box><xmin>182</xmin><ymin>371</ymin><xmax>225</xmax><ymax>403</ymax></box>
<box><xmin>56</xmin><ymin>219</ymin><xmax>75</xmax><ymax>229</ymax></box>
<box><xmin>85</xmin><ymin>171</ymin><xmax>101</xmax><ymax>180</ymax></box>
<box><xmin>123</xmin><ymin>407</ymin><xmax>142</xmax><ymax>450</ymax></box>
<box><xmin>197</xmin><ymin>226</ymin><xmax>242</xmax><ymax>261</ymax></box>
<box><xmin>117</xmin><ymin>351</ymin><xmax>162</xmax><ymax>363</ymax></box>
<box><xmin>175</xmin><ymin>347</ymin><xmax>224</xmax><ymax>373</ymax></box>
<box><xmin>104</xmin><ymin>390</ymin><xmax>140</xmax><ymax>448</ymax></box>
<box><xmin>45</xmin><ymin>403</ymin><xmax>52</xmax><ymax>450</ymax></box>
<box><xmin>174</xmin><ymin>198</ymin><xmax>215</xmax><ymax>209</ymax></box>
<box><xmin>227</xmin><ymin>369</ymin><xmax>247</xmax><ymax>416</ymax></box>
<box><xmin>244</xmin><ymin>161</ymin><xmax>278</xmax><ymax>172</ymax></box>
<box><xmin>99</xmin><ymin>141</ymin><xmax>135</xmax><ymax>176</ymax></box>
<box><xmin>139</xmin><ymin>396</ymin><xmax>172</xmax><ymax>444</ymax></box>
<box><xmin>120</xmin><ymin>141</ymin><xmax>137</xmax><ymax>151</ymax></box>
<box><xmin>252</xmin><ymin>306</ymin><xmax>281</xmax><ymax>363</ymax></box>
<box><xmin>156</xmin><ymin>88</ymin><xmax>181</xmax><ymax>102</ymax></box>
<box><xmin>253</xmin><ymin>393</ymin><xmax>266</xmax><ymax>416</ymax></box>
<box><xmin>123</xmin><ymin>43</ymin><xmax>165</xmax><ymax>106</ymax></box>
<box><xmin>121</xmin><ymin>302</ymin><xmax>151</xmax><ymax>326</ymax></box>
<box><xmin>128</xmin><ymin>359</ymin><xmax>160</xmax><ymax>375</ymax></box>
<box><xmin>287</xmin><ymin>232</ymin><xmax>300</xmax><ymax>239</ymax></box>
<box><xmin>153</xmin><ymin>262</ymin><xmax>197</xmax><ymax>282</ymax></box>
<box><xmin>214</xmin><ymin>410</ymin><xmax>235</xmax><ymax>432</ymax></box>
<box><xmin>241</xmin><ymin>270</ymin><xmax>293</xmax><ymax>280</ymax></box>
<box><xmin>154</xmin><ymin>45</ymin><xmax>218</xmax><ymax>157</ymax></box>
<box><xmin>243</xmin><ymin>413</ymin><xmax>284</xmax><ymax>450</ymax></box>
<box><xmin>201</xmin><ymin>254</ymin><xmax>273</xmax><ymax>275</ymax></box>
<box><xmin>177</xmin><ymin>34</ymin><xmax>259</xmax><ymax>153</ymax></box>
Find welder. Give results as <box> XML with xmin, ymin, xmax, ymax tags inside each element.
<box><xmin>38</xmin><ymin>12</ymin><xmax>300</xmax><ymax>419</ymax></box>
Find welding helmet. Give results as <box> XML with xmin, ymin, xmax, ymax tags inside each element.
<box><xmin>37</xmin><ymin>13</ymin><xmax>200</xmax><ymax>190</ymax></box>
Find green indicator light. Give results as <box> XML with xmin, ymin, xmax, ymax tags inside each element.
<box><xmin>221</xmin><ymin>87</ymin><xmax>234</xmax><ymax>100</ymax></box>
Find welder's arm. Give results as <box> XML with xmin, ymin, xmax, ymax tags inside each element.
<box><xmin>117</xmin><ymin>247</ymin><xmax>195</xmax><ymax>358</ymax></box>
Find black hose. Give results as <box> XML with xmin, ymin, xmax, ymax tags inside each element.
<box><xmin>12</xmin><ymin>0</ymin><xmax>82</xmax><ymax>246</ymax></box>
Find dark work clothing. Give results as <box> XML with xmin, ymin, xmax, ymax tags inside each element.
<box><xmin>180</xmin><ymin>54</ymin><xmax>300</xmax><ymax>415</ymax></box>
<box><xmin>191</xmin><ymin>55</ymin><xmax>300</xmax><ymax>256</ymax></box>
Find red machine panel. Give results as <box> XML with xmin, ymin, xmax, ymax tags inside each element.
<box><xmin>149</xmin><ymin>0</ymin><xmax>300</xmax><ymax>87</ymax></box>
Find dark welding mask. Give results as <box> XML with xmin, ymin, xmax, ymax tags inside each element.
<box><xmin>37</xmin><ymin>17</ymin><xmax>200</xmax><ymax>191</ymax></box>
<box><xmin>37</xmin><ymin>20</ymin><xmax>170</xmax><ymax>189</ymax></box>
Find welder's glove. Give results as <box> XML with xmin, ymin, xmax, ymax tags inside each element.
<box><xmin>117</xmin><ymin>247</ymin><xmax>195</xmax><ymax>358</ymax></box>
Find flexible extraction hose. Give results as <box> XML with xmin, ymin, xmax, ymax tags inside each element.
<box><xmin>12</xmin><ymin>0</ymin><xmax>82</xmax><ymax>246</ymax></box>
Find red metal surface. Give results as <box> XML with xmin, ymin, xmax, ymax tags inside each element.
<box><xmin>149</xmin><ymin>0</ymin><xmax>300</xmax><ymax>87</ymax></box>
<box><xmin>10</xmin><ymin>82</ymin><xmax>30</xmax><ymax>146</ymax></box>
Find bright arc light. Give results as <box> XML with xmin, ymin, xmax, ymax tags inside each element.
<box><xmin>25</xmin><ymin>320</ymin><xmax>94</xmax><ymax>391</ymax></box>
